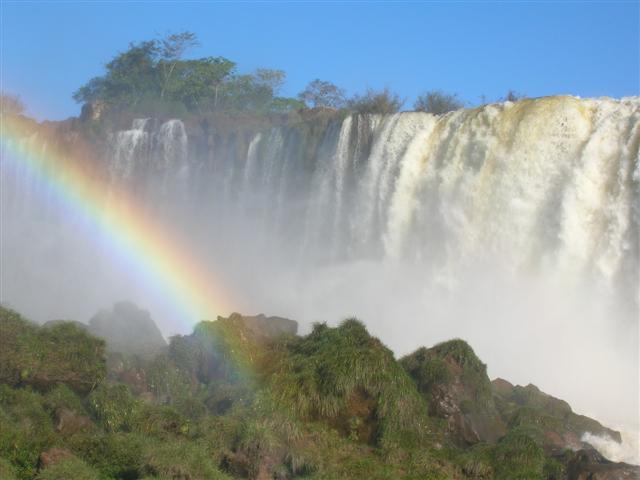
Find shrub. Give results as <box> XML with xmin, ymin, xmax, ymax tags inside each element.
<box><xmin>133</xmin><ymin>404</ymin><xmax>190</xmax><ymax>438</ymax></box>
<box><xmin>141</xmin><ymin>439</ymin><xmax>230</xmax><ymax>479</ymax></box>
<box><xmin>268</xmin><ymin>319</ymin><xmax>435</xmax><ymax>453</ymax></box>
<box><xmin>414</xmin><ymin>90</ymin><xmax>463</xmax><ymax>114</ymax></box>
<box><xmin>492</xmin><ymin>428</ymin><xmax>545</xmax><ymax>480</ymax></box>
<box><xmin>0</xmin><ymin>386</ymin><xmax>56</xmax><ymax>480</ymax></box>
<box><xmin>347</xmin><ymin>88</ymin><xmax>404</xmax><ymax>114</ymax></box>
<box><xmin>68</xmin><ymin>432</ymin><xmax>146</xmax><ymax>479</ymax></box>
<box><xmin>42</xmin><ymin>384</ymin><xmax>86</xmax><ymax>416</ymax></box>
<box><xmin>87</xmin><ymin>383</ymin><xmax>139</xmax><ymax>432</ymax></box>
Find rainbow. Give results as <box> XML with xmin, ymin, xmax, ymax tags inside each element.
<box><xmin>1</xmin><ymin>114</ymin><xmax>235</xmax><ymax>328</ymax></box>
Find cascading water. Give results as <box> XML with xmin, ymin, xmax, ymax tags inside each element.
<box><xmin>2</xmin><ymin>96</ymin><xmax>639</xmax><ymax>452</ymax></box>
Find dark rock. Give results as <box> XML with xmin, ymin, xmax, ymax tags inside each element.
<box><xmin>89</xmin><ymin>301</ymin><xmax>167</xmax><ymax>358</ymax></box>
<box><xmin>566</xmin><ymin>448</ymin><xmax>640</xmax><ymax>480</ymax></box>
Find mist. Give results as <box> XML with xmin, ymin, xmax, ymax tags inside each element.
<box><xmin>2</xmin><ymin>95</ymin><xmax>638</xmax><ymax>458</ymax></box>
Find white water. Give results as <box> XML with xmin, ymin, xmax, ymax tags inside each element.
<box><xmin>2</xmin><ymin>96</ymin><xmax>639</xmax><ymax>455</ymax></box>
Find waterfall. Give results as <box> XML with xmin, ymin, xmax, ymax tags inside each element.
<box><xmin>3</xmin><ymin>96</ymin><xmax>639</xmax><ymax>432</ymax></box>
<box><xmin>6</xmin><ymin>97</ymin><xmax>638</xmax><ymax>298</ymax></box>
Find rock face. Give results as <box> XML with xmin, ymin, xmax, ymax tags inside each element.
<box><xmin>565</xmin><ymin>448</ymin><xmax>640</xmax><ymax>480</ymax></box>
<box><xmin>401</xmin><ymin>339</ymin><xmax>506</xmax><ymax>445</ymax></box>
<box><xmin>89</xmin><ymin>301</ymin><xmax>167</xmax><ymax>358</ymax></box>
<box><xmin>492</xmin><ymin>379</ymin><xmax>622</xmax><ymax>453</ymax></box>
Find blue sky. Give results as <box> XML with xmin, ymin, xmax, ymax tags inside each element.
<box><xmin>2</xmin><ymin>1</ymin><xmax>638</xmax><ymax>120</ymax></box>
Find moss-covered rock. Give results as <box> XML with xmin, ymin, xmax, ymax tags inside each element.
<box><xmin>492</xmin><ymin>379</ymin><xmax>622</xmax><ymax>453</ymax></box>
<box><xmin>401</xmin><ymin>339</ymin><xmax>506</xmax><ymax>446</ymax></box>
<box><xmin>0</xmin><ymin>307</ymin><xmax>106</xmax><ymax>394</ymax></box>
<box><xmin>269</xmin><ymin>319</ymin><xmax>438</xmax><ymax>453</ymax></box>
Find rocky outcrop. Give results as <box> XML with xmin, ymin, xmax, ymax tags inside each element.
<box><xmin>492</xmin><ymin>379</ymin><xmax>622</xmax><ymax>453</ymax></box>
<box><xmin>89</xmin><ymin>301</ymin><xmax>167</xmax><ymax>358</ymax></box>
<box><xmin>564</xmin><ymin>448</ymin><xmax>640</xmax><ymax>480</ymax></box>
<box><xmin>401</xmin><ymin>339</ymin><xmax>506</xmax><ymax>446</ymax></box>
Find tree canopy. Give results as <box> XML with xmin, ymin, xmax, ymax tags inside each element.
<box><xmin>72</xmin><ymin>32</ymin><xmax>301</xmax><ymax>115</ymax></box>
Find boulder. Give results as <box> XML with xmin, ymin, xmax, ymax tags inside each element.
<box><xmin>401</xmin><ymin>339</ymin><xmax>506</xmax><ymax>445</ymax></box>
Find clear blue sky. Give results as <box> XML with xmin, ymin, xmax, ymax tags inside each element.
<box><xmin>2</xmin><ymin>1</ymin><xmax>638</xmax><ymax>120</ymax></box>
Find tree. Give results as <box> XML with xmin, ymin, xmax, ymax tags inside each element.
<box><xmin>298</xmin><ymin>79</ymin><xmax>346</xmax><ymax>108</ymax></box>
<box><xmin>347</xmin><ymin>87</ymin><xmax>404</xmax><ymax>114</ymax></box>
<box><xmin>414</xmin><ymin>90</ymin><xmax>463</xmax><ymax>115</ymax></box>
<box><xmin>0</xmin><ymin>92</ymin><xmax>25</xmax><ymax>115</ymax></box>
<box><xmin>73</xmin><ymin>40</ymin><xmax>160</xmax><ymax>106</ymax></box>
<box><xmin>72</xmin><ymin>34</ymin><xmax>300</xmax><ymax>115</ymax></box>
<box><xmin>166</xmin><ymin>57</ymin><xmax>236</xmax><ymax>109</ymax></box>
<box><xmin>158</xmin><ymin>31</ymin><xmax>200</xmax><ymax>99</ymax></box>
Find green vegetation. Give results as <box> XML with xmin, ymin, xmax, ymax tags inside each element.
<box><xmin>72</xmin><ymin>31</ymin><xmax>303</xmax><ymax>116</ymax></box>
<box><xmin>0</xmin><ymin>306</ymin><xmax>624</xmax><ymax>479</ymax></box>
<box><xmin>298</xmin><ymin>79</ymin><xmax>346</xmax><ymax>109</ymax></box>
<box><xmin>0</xmin><ymin>308</ymin><xmax>105</xmax><ymax>393</ymax></box>
<box><xmin>414</xmin><ymin>90</ymin><xmax>464</xmax><ymax>114</ymax></box>
<box><xmin>347</xmin><ymin>87</ymin><xmax>404</xmax><ymax>114</ymax></box>
<box><xmin>71</xmin><ymin>32</ymin><xmax>494</xmax><ymax>119</ymax></box>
